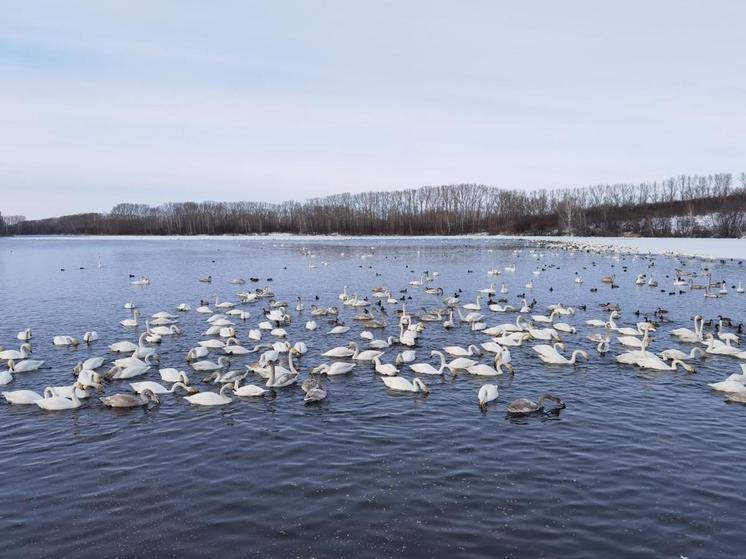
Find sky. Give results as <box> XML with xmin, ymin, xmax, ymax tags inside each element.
<box><xmin>1</xmin><ymin>1</ymin><xmax>745</xmax><ymax>219</ymax></box>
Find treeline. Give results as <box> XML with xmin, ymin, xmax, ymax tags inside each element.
<box><xmin>5</xmin><ymin>173</ymin><xmax>746</xmax><ymax>237</ymax></box>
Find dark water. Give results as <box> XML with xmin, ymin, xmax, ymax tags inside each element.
<box><xmin>0</xmin><ymin>236</ymin><xmax>744</xmax><ymax>558</ymax></box>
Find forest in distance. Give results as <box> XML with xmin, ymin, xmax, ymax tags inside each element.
<box><xmin>2</xmin><ymin>172</ymin><xmax>745</xmax><ymax>238</ymax></box>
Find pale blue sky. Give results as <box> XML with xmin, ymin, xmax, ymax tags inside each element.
<box><xmin>1</xmin><ymin>1</ymin><xmax>745</xmax><ymax>218</ymax></box>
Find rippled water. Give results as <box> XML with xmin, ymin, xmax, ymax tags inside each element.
<box><xmin>1</xmin><ymin>236</ymin><xmax>744</xmax><ymax>558</ymax></box>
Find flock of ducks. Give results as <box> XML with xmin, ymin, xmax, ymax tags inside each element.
<box><xmin>1</xmin><ymin>241</ymin><xmax>744</xmax><ymax>414</ymax></box>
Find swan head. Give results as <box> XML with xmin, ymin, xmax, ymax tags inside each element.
<box><xmin>142</xmin><ymin>388</ymin><xmax>160</xmax><ymax>404</ymax></box>
<box><xmin>310</xmin><ymin>364</ymin><xmax>327</xmax><ymax>375</ymax></box>
<box><xmin>414</xmin><ymin>378</ymin><xmax>430</xmax><ymax>394</ymax></box>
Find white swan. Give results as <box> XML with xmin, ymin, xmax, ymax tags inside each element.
<box><xmin>533</xmin><ymin>344</ymin><xmax>589</xmax><ymax>365</ymax></box>
<box><xmin>410</xmin><ymin>351</ymin><xmax>447</xmax><ymax>375</ymax></box>
<box><xmin>382</xmin><ymin>376</ymin><xmax>429</xmax><ymax>393</ymax></box>
<box><xmin>463</xmin><ymin>296</ymin><xmax>482</xmax><ymax>311</ymax></box>
<box><xmin>708</xmin><ymin>378</ymin><xmax>746</xmax><ymax>393</ymax></box>
<box><xmin>348</xmin><ymin>342</ymin><xmax>383</xmax><ymax>362</ymax></box>
<box><xmin>311</xmin><ymin>362</ymin><xmax>356</xmax><ymax>376</ymax></box>
<box><xmin>232</xmin><ymin>380</ymin><xmax>268</xmax><ymax>397</ymax></box>
<box><xmin>553</xmin><ymin>322</ymin><xmax>576</xmax><ymax>334</ymax></box>
<box><xmin>321</xmin><ymin>345</ymin><xmax>355</xmax><ymax>358</ymax></box>
<box><xmin>395</xmin><ymin>351</ymin><xmax>416</xmax><ymax>365</ymax></box>
<box><xmin>120</xmin><ymin>310</ymin><xmax>141</xmax><ymax>328</ymax></box>
<box><xmin>83</xmin><ymin>331</ymin><xmax>99</xmax><ymax>343</ymax></box>
<box><xmin>185</xmin><ymin>384</ymin><xmax>233</xmax><ymax>406</ymax></box>
<box><xmin>159</xmin><ymin>369</ymin><xmax>191</xmax><ymax>383</ymax></box>
<box><xmin>442</xmin><ymin>344</ymin><xmax>481</xmax><ymax>357</ymax></box>
<box><xmin>373</xmin><ymin>356</ymin><xmax>398</xmax><ymax>376</ymax></box>
<box><xmin>659</xmin><ymin>347</ymin><xmax>704</xmax><ymax>361</ymax></box>
<box><xmin>36</xmin><ymin>385</ymin><xmax>82</xmax><ymax>410</ymax></box>
<box><xmin>7</xmin><ymin>359</ymin><xmax>44</xmax><ymax>373</ymax></box>
<box><xmin>635</xmin><ymin>356</ymin><xmax>694</xmax><ymax>372</ymax></box>
<box><xmin>670</xmin><ymin>315</ymin><xmax>703</xmax><ymax>343</ymax></box>
<box><xmin>46</xmin><ymin>385</ymin><xmax>94</xmax><ymax>399</ymax></box>
<box><xmin>491</xmin><ymin>332</ymin><xmax>529</xmax><ymax>346</ymax></box>
<box><xmin>109</xmin><ymin>339</ymin><xmax>138</xmax><ymax>353</ymax></box>
<box><xmin>482</xmin><ymin>316</ymin><xmax>526</xmax><ymax>336</ymax></box>
<box><xmin>531</xmin><ymin>309</ymin><xmax>559</xmax><ymax>324</ymax></box>
<box><xmin>186</xmin><ymin>346</ymin><xmax>209</xmax><ymax>361</ymax></box>
<box><xmin>3</xmin><ymin>389</ymin><xmax>44</xmax><ymax>404</ymax></box>
<box><xmin>527</xmin><ymin>325</ymin><xmax>560</xmax><ymax>341</ymax></box>
<box><xmin>130</xmin><ymin>381</ymin><xmax>195</xmax><ymax>394</ymax></box>
<box><xmin>106</xmin><ymin>361</ymin><xmax>151</xmax><ymax>379</ymax></box>
<box><xmin>16</xmin><ymin>328</ymin><xmax>32</xmax><ymax>341</ymax></box>
<box><xmin>0</xmin><ymin>343</ymin><xmax>32</xmax><ymax>360</ymax></box>
<box><xmin>478</xmin><ymin>384</ymin><xmax>499</xmax><ymax>408</ymax></box>
<box><xmin>191</xmin><ymin>356</ymin><xmax>230</xmax><ymax>372</ymax></box>
<box><xmin>466</xmin><ymin>354</ymin><xmax>513</xmax><ymax>376</ymax></box>
<box><xmin>113</xmin><ymin>353</ymin><xmax>157</xmax><ymax>369</ymax></box>
<box><xmin>265</xmin><ymin>360</ymin><xmax>299</xmax><ymax>388</ymax></box>
<box><xmin>0</xmin><ymin>369</ymin><xmax>13</xmax><ymax>385</ymax></box>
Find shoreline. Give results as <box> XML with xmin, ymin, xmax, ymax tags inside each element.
<box><xmin>4</xmin><ymin>233</ymin><xmax>745</xmax><ymax>260</ymax></box>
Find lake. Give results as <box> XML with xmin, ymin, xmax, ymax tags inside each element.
<box><xmin>0</xmin><ymin>236</ymin><xmax>744</xmax><ymax>558</ymax></box>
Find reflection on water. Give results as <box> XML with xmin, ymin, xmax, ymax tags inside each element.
<box><xmin>0</xmin><ymin>236</ymin><xmax>744</xmax><ymax>558</ymax></box>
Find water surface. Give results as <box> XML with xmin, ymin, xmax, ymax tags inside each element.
<box><xmin>0</xmin><ymin>236</ymin><xmax>744</xmax><ymax>558</ymax></box>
